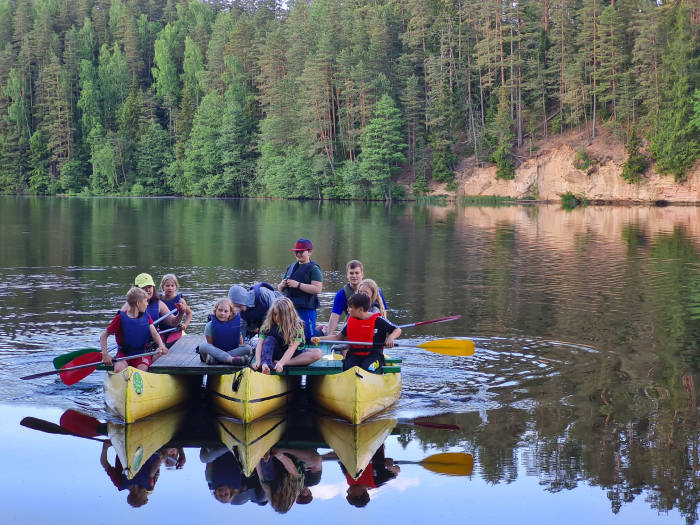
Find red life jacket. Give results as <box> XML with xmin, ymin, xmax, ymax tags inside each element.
<box><xmin>347</xmin><ymin>313</ymin><xmax>380</xmax><ymax>356</ymax></box>
<box><xmin>345</xmin><ymin>464</ymin><xmax>376</xmax><ymax>488</ymax></box>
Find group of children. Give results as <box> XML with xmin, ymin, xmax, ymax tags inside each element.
<box><xmin>100</xmin><ymin>237</ymin><xmax>401</xmax><ymax>375</ymax></box>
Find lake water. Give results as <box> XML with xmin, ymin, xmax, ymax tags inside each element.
<box><xmin>1</xmin><ymin>196</ymin><xmax>698</xmax><ymax>524</ymax></box>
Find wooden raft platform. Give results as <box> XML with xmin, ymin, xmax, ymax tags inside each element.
<box><xmin>149</xmin><ymin>334</ymin><xmax>401</xmax><ymax>376</ymax></box>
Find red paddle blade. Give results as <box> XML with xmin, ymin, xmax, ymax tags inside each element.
<box><xmin>59</xmin><ymin>410</ymin><xmax>101</xmax><ymax>437</ymax></box>
<box><xmin>53</xmin><ymin>348</ymin><xmax>99</xmax><ymax>370</ymax></box>
<box><xmin>59</xmin><ymin>352</ymin><xmax>102</xmax><ymax>386</ymax></box>
<box><xmin>165</xmin><ymin>330</ymin><xmax>182</xmax><ymax>345</ymax></box>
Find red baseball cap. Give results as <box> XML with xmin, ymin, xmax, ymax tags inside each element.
<box><xmin>290</xmin><ymin>238</ymin><xmax>313</xmax><ymax>251</ymax></box>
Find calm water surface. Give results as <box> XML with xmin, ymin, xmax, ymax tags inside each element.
<box><xmin>2</xmin><ymin>196</ymin><xmax>699</xmax><ymax>524</ymax></box>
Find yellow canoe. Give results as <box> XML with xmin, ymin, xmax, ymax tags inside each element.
<box><xmin>319</xmin><ymin>416</ymin><xmax>397</xmax><ymax>479</ymax></box>
<box><xmin>310</xmin><ymin>366</ymin><xmax>401</xmax><ymax>424</ymax></box>
<box><xmin>108</xmin><ymin>407</ymin><xmax>186</xmax><ymax>479</ymax></box>
<box><xmin>216</xmin><ymin>413</ymin><xmax>287</xmax><ymax>476</ymax></box>
<box><xmin>208</xmin><ymin>367</ymin><xmax>293</xmax><ymax>423</ymax></box>
<box><xmin>104</xmin><ymin>366</ymin><xmax>194</xmax><ymax>423</ymax></box>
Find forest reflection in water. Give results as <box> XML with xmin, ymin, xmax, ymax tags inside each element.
<box><xmin>2</xmin><ymin>197</ymin><xmax>700</xmax><ymax>522</ymax></box>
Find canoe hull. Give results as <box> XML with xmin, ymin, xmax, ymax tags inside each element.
<box><xmin>217</xmin><ymin>413</ymin><xmax>287</xmax><ymax>476</ymax></box>
<box><xmin>310</xmin><ymin>366</ymin><xmax>401</xmax><ymax>424</ymax></box>
<box><xmin>104</xmin><ymin>366</ymin><xmax>193</xmax><ymax>423</ymax></box>
<box><xmin>208</xmin><ymin>368</ymin><xmax>293</xmax><ymax>422</ymax></box>
<box><xmin>319</xmin><ymin>416</ymin><xmax>397</xmax><ymax>478</ymax></box>
<box><xmin>108</xmin><ymin>407</ymin><xmax>186</xmax><ymax>479</ymax></box>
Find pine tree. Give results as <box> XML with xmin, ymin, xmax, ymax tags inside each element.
<box><xmin>357</xmin><ymin>94</ymin><xmax>406</xmax><ymax>200</ymax></box>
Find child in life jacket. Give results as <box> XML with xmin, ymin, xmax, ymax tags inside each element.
<box><xmin>100</xmin><ymin>287</ymin><xmax>169</xmax><ymax>372</ymax></box>
<box><xmin>357</xmin><ymin>278</ymin><xmax>387</xmax><ymax>317</ymax></box>
<box><xmin>252</xmin><ymin>297</ymin><xmax>323</xmax><ymax>375</ymax></box>
<box><xmin>198</xmin><ymin>298</ymin><xmax>253</xmax><ymax>365</ymax></box>
<box><xmin>159</xmin><ymin>273</ymin><xmax>192</xmax><ymax>333</ymax></box>
<box><xmin>313</xmin><ymin>293</ymin><xmax>400</xmax><ymax>372</ymax></box>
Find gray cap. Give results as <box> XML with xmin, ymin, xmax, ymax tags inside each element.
<box><xmin>228</xmin><ymin>285</ymin><xmax>255</xmax><ymax>307</ymax></box>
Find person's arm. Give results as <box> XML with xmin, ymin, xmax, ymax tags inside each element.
<box><xmin>252</xmin><ymin>336</ymin><xmax>264</xmax><ymax>370</ymax></box>
<box><xmin>384</xmin><ymin>326</ymin><xmax>401</xmax><ymax>348</ymax></box>
<box><xmin>179</xmin><ymin>298</ymin><xmax>192</xmax><ymax>331</ymax></box>
<box><xmin>100</xmin><ymin>329</ymin><xmax>113</xmax><ymax>365</ymax></box>
<box><xmin>149</xmin><ymin>324</ymin><xmax>169</xmax><ymax>355</ymax></box>
<box><xmin>160</xmin><ymin>300</ymin><xmax>183</xmax><ymax>327</ymax></box>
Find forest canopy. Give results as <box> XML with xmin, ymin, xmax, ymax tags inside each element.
<box><xmin>0</xmin><ymin>0</ymin><xmax>698</xmax><ymax>199</ymax></box>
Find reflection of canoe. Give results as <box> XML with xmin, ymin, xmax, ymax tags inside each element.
<box><xmin>108</xmin><ymin>407</ymin><xmax>185</xmax><ymax>479</ymax></box>
<box><xmin>208</xmin><ymin>368</ymin><xmax>293</xmax><ymax>422</ymax></box>
<box><xmin>104</xmin><ymin>366</ymin><xmax>194</xmax><ymax>423</ymax></box>
<box><xmin>216</xmin><ymin>413</ymin><xmax>287</xmax><ymax>476</ymax></box>
<box><xmin>310</xmin><ymin>366</ymin><xmax>401</xmax><ymax>424</ymax></box>
<box><xmin>319</xmin><ymin>416</ymin><xmax>397</xmax><ymax>479</ymax></box>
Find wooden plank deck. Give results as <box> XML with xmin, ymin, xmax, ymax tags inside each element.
<box><xmin>149</xmin><ymin>334</ymin><xmax>401</xmax><ymax>376</ymax></box>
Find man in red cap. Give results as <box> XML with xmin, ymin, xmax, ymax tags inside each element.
<box><xmin>278</xmin><ymin>238</ymin><xmax>323</xmax><ymax>340</ymax></box>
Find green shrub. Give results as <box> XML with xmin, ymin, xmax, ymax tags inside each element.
<box><xmin>561</xmin><ymin>191</ymin><xmax>588</xmax><ymax>210</ymax></box>
<box><xmin>620</xmin><ymin>129</ymin><xmax>649</xmax><ymax>184</ymax></box>
<box><xmin>573</xmin><ymin>148</ymin><xmax>592</xmax><ymax>172</ymax></box>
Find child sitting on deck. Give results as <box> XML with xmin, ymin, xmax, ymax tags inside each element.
<box><xmin>100</xmin><ymin>287</ymin><xmax>169</xmax><ymax>372</ymax></box>
<box><xmin>252</xmin><ymin>297</ymin><xmax>322</xmax><ymax>375</ymax></box>
<box><xmin>313</xmin><ymin>293</ymin><xmax>400</xmax><ymax>373</ymax></box>
<box><xmin>198</xmin><ymin>298</ymin><xmax>253</xmax><ymax>365</ymax></box>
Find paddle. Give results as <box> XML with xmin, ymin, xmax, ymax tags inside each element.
<box><xmin>60</xmin><ymin>410</ymin><xmax>106</xmax><ymax>437</ymax></box>
<box><xmin>397</xmin><ymin>417</ymin><xmax>460</xmax><ymax>431</ymax></box>
<box><xmin>51</xmin><ymin>309</ymin><xmax>179</xmax><ymax>369</ymax></box>
<box><xmin>398</xmin><ymin>315</ymin><xmax>461</xmax><ymax>329</ymax></box>
<box><xmin>20</xmin><ymin>349</ymin><xmax>159</xmax><ymax>383</ymax></box>
<box><xmin>20</xmin><ymin>416</ymin><xmax>108</xmax><ymax>443</ymax></box>
<box><xmin>396</xmin><ymin>452</ymin><xmax>474</xmax><ymax>476</ymax></box>
<box><xmin>317</xmin><ymin>338</ymin><xmax>475</xmax><ymax>356</ymax></box>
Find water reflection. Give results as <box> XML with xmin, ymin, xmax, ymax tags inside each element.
<box><xmin>5</xmin><ymin>198</ymin><xmax>700</xmax><ymax>522</ymax></box>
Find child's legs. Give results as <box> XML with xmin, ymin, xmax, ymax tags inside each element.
<box><xmin>227</xmin><ymin>343</ymin><xmax>253</xmax><ymax>359</ymax></box>
<box><xmin>285</xmin><ymin>347</ymin><xmax>323</xmax><ymax>367</ymax></box>
<box><xmin>198</xmin><ymin>342</ymin><xmax>232</xmax><ymax>364</ymax></box>
<box><xmin>296</xmin><ymin>308</ymin><xmax>317</xmax><ymax>341</ymax></box>
<box><xmin>260</xmin><ymin>337</ymin><xmax>278</xmax><ymax>366</ymax></box>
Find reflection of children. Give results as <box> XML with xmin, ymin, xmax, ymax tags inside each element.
<box><xmin>100</xmin><ymin>287</ymin><xmax>168</xmax><ymax>372</ymax></box>
<box><xmin>100</xmin><ymin>440</ymin><xmax>168</xmax><ymax>508</ymax></box>
<box><xmin>252</xmin><ymin>298</ymin><xmax>322</xmax><ymax>375</ymax></box>
<box><xmin>201</xmin><ymin>447</ymin><xmax>266</xmax><ymax>505</ymax></box>
<box><xmin>159</xmin><ymin>274</ymin><xmax>192</xmax><ymax>340</ymax></box>
<box><xmin>198</xmin><ymin>298</ymin><xmax>253</xmax><ymax>365</ymax></box>
<box><xmin>342</xmin><ymin>445</ymin><xmax>400</xmax><ymax>508</ymax></box>
<box><xmin>256</xmin><ymin>448</ymin><xmax>316</xmax><ymax>514</ymax></box>
<box><xmin>314</xmin><ymin>293</ymin><xmax>400</xmax><ymax>372</ymax></box>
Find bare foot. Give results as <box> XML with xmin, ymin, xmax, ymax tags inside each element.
<box><xmin>261</xmin><ymin>363</ymin><xmax>270</xmax><ymax>375</ymax></box>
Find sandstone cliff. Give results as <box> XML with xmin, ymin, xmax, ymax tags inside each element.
<box><xmin>432</xmin><ymin>128</ymin><xmax>700</xmax><ymax>203</ymax></box>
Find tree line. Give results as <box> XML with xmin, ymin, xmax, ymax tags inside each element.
<box><xmin>0</xmin><ymin>0</ymin><xmax>698</xmax><ymax>200</ymax></box>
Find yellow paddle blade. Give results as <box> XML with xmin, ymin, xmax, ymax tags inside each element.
<box><xmin>420</xmin><ymin>452</ymin><xmax>474</xmax><ymax>476</ymax></box>
<box><xmin>416</xmin><ymin>339</ymin><xmax>475</xmax><ymax>356</ymax></box>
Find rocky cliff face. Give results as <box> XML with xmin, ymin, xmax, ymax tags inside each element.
<box><xmin>445</xmin><ymin>130</ymin><xmax>700</xmax><ymax>203</ymax></box>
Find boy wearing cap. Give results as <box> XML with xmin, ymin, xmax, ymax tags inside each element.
<box><xmin>278</xmin><ymin>238</ymin><xmax>323</xmax><ymax>341</ymax></box>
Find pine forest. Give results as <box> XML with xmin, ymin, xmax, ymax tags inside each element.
<box><xmin>0</xmin><ymin>0</ymin><xmax>698</xmax><ymax>200</ymax></box>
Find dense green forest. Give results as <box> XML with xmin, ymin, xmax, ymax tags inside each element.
<box><xmin>0</xmin><ymin>0</ymin><xmax>698</xmax><ymax>199</ymax></box>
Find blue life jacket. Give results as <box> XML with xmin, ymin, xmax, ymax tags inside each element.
<box><xmin>146</xmin><ymin>300</ymin><xmax>161</xmax><ymax>327</ymax></box>
<box><xmin>283</xmin><ymin>261</ymin><xmax>320</xmax><ymax>310</ymax></box>
<box><xmin>118</xmin><ymin>310</ymin><xmax>151</xmax><ymax>355</ymax></box>
<box><xmin>159</xmin><ymin>292</ymin><xmax>182</xmax><ymax>311</ymax></box>
<box><xmin>241</xmin><ymin>282</ymin><xmax>275</xmax><ymax>326</ymax></box>
<box><xmin>210</xmin><ymin>314</ymin><xmax>241</xmax><ymax>352</ymax></box>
